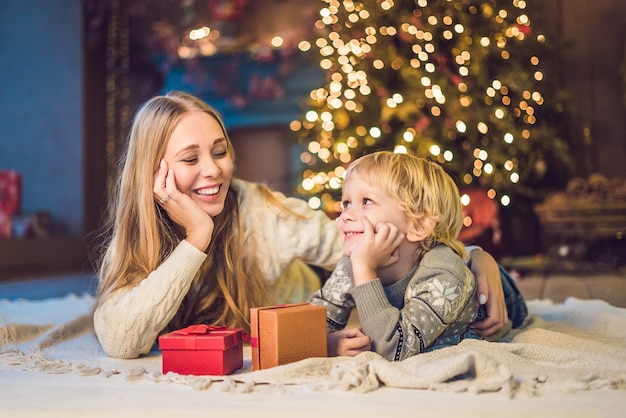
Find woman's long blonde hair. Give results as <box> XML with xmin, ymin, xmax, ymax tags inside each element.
<box><xmin>94</xmin><ymin>91</ymin><xmax>267</xmax><ymax>331</ymax></box>
<box><xmin>344</xmin><ymin>151</ymin><xmax>466</xmax><ymax>264</ymax></box>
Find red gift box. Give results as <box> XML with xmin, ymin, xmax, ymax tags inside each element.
<box><xmin>0</xmin><ymin>211</ymin><xmax>11</xmax><ymax>238</ymax></box>
<box><xmin>0</xmin><ymin>170</ymin><xmax>22</xmax><ymax>238</ymax></box>
<box><xmin>158</xmin><ymin>325</ymin><xmax>244</xmax><ymax>376</ymax></box>
<box><xmin>0</xmin><ymin>170</ymin><xmax>22</xmax><ymax>215</ymax></box>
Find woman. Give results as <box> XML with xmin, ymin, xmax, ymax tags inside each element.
<box><xmin>93</xmin><ymin>91</ymin><xmax>509</xmax><ymax>359</ymax></box>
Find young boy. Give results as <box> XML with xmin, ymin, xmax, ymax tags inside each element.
<box><xmin>310</xmin><ymin>151</ymin><xmax>491</xmax><ymax>361</ymax></box>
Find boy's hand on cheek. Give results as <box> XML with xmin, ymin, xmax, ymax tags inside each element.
<box><xmin>350</xmin><ymin>218</ymin><xmax>380</xmax><ymax>267</ymax></box>
<box><xmin>373</xmin><ymin>222</ymin><xmax>405</xmax><ymax>267</ymax></box>
<box><xmin>350</xmin><ymin>219</ymin><xmax>404</xmax><ymax>284</ymax></box>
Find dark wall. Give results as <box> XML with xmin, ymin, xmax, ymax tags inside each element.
<box><xmin>543</xmin><ymin>0</ymin><xmax>626</xmax><ymax>177</ymax></box>
<box><xmin>0</xmin><ymin>0</ymin><xmax>84</xmax><ymax>237</ymax></box>
<box><xmin>0</xmin><ymin>0</ymin><xmax>624</xmax><ymax>274</ymax></box>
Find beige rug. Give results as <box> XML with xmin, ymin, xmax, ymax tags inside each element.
<box><xmin>1</xmin><ymin>294</ymin><xmax>625</xmax><ymax>398</ymax></box>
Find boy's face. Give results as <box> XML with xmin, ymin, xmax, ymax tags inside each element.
<box><xmin>337</xmin><ymin>171</ymin><xmax>408</xmax><ymax>256</ymax></box>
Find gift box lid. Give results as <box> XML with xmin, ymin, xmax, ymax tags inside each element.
<box><xmin>158</xmin><ymin>325</ymin><xmax>243</xmax><ymax>351</ymax></box>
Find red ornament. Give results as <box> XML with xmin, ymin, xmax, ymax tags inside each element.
<box><xmin>414</xmin><ymin>115</ymin><xmax>431</xmax><ymax>132</ymax></box>
<box><xmin>208</xmin><ymin>0</ymin><xmax>248</xmax><ymax>21</ymax></box>
<box><xmin>458</xmin><ymin>188</ymin><xmax>506</xmax><ymax>258</ymax></box>
<box><xmin>516</xmin><ymin>24</ymin><xmax>532</xmax><ymax>36</ymax></box>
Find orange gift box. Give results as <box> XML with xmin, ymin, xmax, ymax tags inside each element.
<box><xmin>158</xmin><ymin>325</ymin><xmax>244</xmax><ymax>376</ymax></box>
<box><xmin>250</xmin><ymin>302</ymin><xmax>327</xmax><ymax>371</ymax></box>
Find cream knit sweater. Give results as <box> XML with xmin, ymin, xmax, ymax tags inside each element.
<box><xmin>93</xmin><ymin>179</ymin><xmax>343</xmax><ymax>359</ymax></box>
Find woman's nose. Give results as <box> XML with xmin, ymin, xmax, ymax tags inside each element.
<box><xmin>200</xmin><ymin>158</ymin><xmax>221</xmax><ymax>177</ymax></box>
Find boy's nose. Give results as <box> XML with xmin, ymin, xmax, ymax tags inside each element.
<box><xmin>340</xmin><ymin>206</ymin><xmax>357</xmax><ymax>221</ymax></box>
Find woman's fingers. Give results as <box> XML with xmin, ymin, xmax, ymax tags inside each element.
<box><xmin>154</xmin><ymin>160</ymin><xmax>179</xmax><ymax>205</ymax></box>
<box><xmin>153</xmin><ymin>159</ymin><xmax>170</xmax><ymax>202</ymax></box>
<box><xmin>164</xmin><ymin>168</ymin><xmax>176</xmax><ymax>192</ymax></box>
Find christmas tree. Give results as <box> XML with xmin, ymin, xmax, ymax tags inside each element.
<box><xmin>291</xmin><ymin>0</ymin><xmax>572</xmax><ymax>216</ymax></box>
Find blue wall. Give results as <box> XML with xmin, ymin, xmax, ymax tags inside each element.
<box><xmin>157</xmin><ymin>52</ymin><xmax>325</xmax><ymax>130</ymax></box>
<box><xmin>0</xmin><ymin>0</ymin><xmax>83</xmax><ymax>237</ymax></box>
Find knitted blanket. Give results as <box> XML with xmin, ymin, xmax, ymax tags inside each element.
<box><xmin>1</xmin><ymin>294</ymin><xmax>625</xmax><ymax>397</ymax></box>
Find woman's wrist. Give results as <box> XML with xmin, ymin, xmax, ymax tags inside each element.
<box><xmin>185</xmin><ymin>228</ymin><xmax>212</xmax><ymax>252</ymax></box>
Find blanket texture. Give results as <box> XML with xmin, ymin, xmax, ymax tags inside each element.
<box><xmin>1</xmin><ymin>294</ymin><xmax>625</xmax><ymax>397</ymax></box>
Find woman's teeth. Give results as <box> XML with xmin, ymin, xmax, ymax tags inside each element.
<box><xmin>196</xmin><ymin>186</ymin><xmax>219</xmax><ymax>196</ymax></box>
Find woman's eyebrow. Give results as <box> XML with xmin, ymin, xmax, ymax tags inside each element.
<box><xmin>173</xmin><ymin>137</ymin><xmax>227</xmax><ymax>158</ymax></box>
<box><xmin>173</xmin><ymin>144</ymin><xmax>199</xmax><ymax>158</ymax></box>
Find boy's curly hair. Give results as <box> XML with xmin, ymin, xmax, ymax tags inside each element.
<box><xmin>344</xmin><ymin>151</ymin><xmax>466</xmax><ymax>264</ymax></box>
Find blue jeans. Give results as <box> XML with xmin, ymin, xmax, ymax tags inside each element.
<box><xmin>500</xmin><ymin>264</ymin><xmax>528</xmax><ymax>328</ymax></box>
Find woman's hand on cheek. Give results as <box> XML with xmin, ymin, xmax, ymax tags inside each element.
<box><xmin>153</xmin><ymin>159</ymin><xmax>214</xmax><ymax>251</ymax></box>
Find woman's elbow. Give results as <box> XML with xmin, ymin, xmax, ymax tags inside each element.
<box><xmin>94</xmin><ymin>327</ymin><xmax>141</xmax><ymax>359</ymax></box>
<box><xmin>93</xmin><ymin>312</ymin><xmax>145</xmax><ymax>359</ymax></box>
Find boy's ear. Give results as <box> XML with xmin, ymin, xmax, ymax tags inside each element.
<box><xmin>406</xmin><ymin>218</ymin><xmax>436</xmax><ymax>242</ymax></box>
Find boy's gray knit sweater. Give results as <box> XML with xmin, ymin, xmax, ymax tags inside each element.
<box><xmin>309</xmin><ymin>244</ymin><xmax>482</xmax><ymax>361</ymax></box>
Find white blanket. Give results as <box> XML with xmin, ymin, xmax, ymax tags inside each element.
<box><xmin>1</xmin><ymin>294</ymin><xmax>625</xmax><ymax>398</ymax></box>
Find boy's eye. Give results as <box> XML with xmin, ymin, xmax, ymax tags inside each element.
<box><xmin>341</xmin><ymin>200</ymin><xmax>351</xmax><ymax>209</ymax></box>
<box><xmin>363</xmin><ymin>197</ymin><xmax>372</xmax><ymax>205</ymax></box>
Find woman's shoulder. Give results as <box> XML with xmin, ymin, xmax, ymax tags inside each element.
<box><xmin>232</xmin><ymin>178</ymin><xmax>315</xmax><ymax>218</ymax></box>
<box><xmin>231</xmin><ymin>179</ymin><xmax>297</xmax><ymax>230</ymax></box>
<box><xmin>231</xmin><ymin>178</ymin><xmax>257</xmax><ymax>198</ymax></box>
<box><xmin>232</xmin><ymin>178</ymin><xmax>283</xmax><ymax>204</ymax></box>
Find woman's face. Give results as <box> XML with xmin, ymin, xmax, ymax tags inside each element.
<box><xmin>162</xmin><ymin>110</ymin><xmax>234</xmax><ymax>217</ymax></box>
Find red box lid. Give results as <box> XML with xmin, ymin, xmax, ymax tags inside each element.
<box><xmin>158</xmin><ymin>325</ymin><xmax>243</xmax><ymax>351</ymax></box>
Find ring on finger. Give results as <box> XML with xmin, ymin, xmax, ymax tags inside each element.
<box><xmin>159</xmin><ymin>195</ymin><xmax>171</xmax><ymax>204</ymax></box>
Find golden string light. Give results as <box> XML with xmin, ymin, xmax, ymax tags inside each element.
<box><xmin>291</xmin><ymin>0</ymin><xmax>552</xmax><ymax>213</ymax></box>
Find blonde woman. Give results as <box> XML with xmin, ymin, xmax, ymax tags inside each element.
<box><xmin>94</xmin><ymin>92</ymin><xmax>510</xmax><ymax>359</ymax></box>
<box><xmin>310</xmin><ymin>151</ymin><xmax>527</xmax><ymax>360</ymax></box>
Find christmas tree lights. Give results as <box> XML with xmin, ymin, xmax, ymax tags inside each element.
<box><xmin>292</xmin><ymin>0</ymin><xmax>571</xmax><ymax>215</ymax></box>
